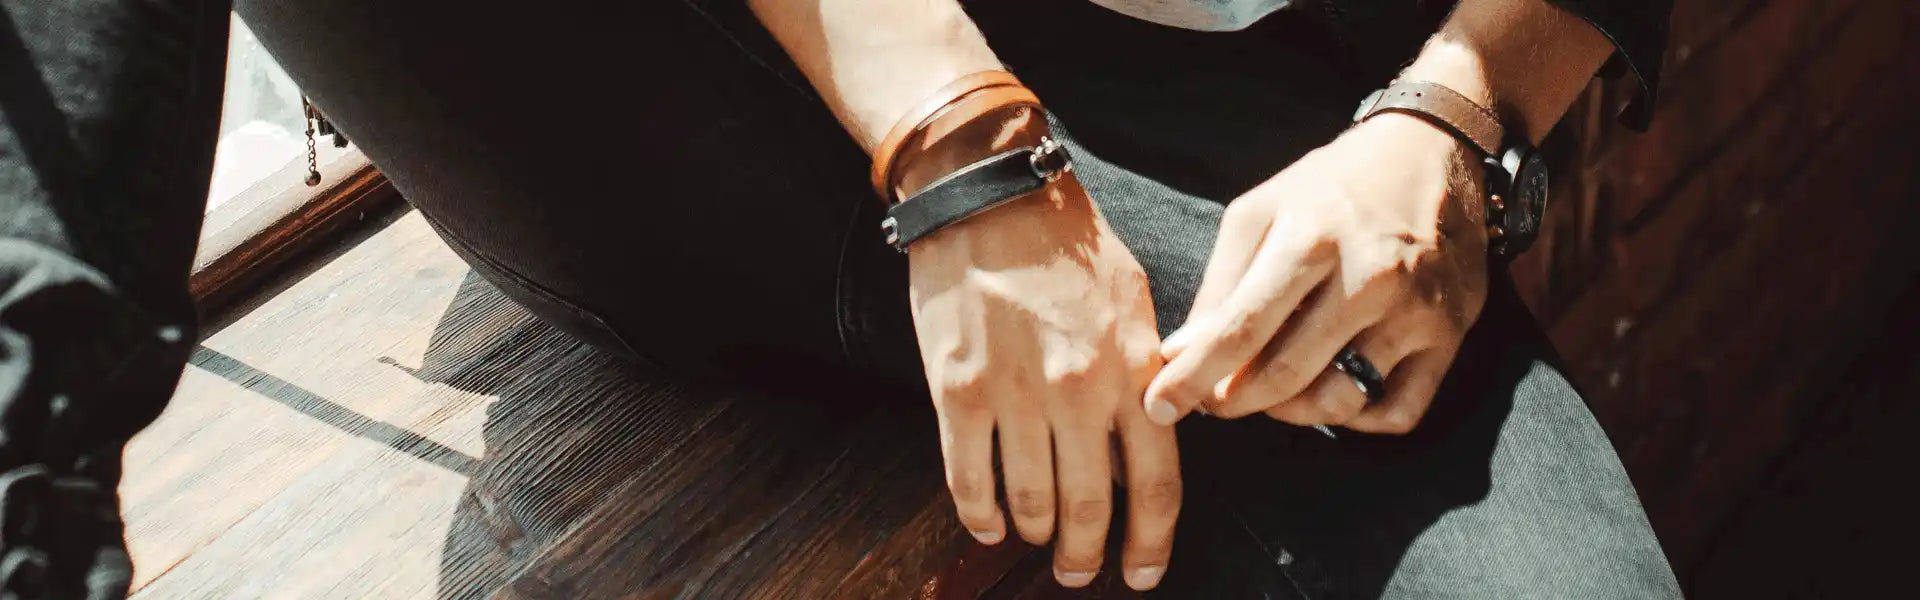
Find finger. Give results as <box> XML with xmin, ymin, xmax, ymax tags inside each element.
<box><xmin>1114</xmin><ymin>392</ymin><xmax>1180</xmax><ymax>591</ymax></box>
<box><xmin>1238</xmin><ymin>313</ymin><xmax>1418</xmax><ymax>420</ymax></box>
<box><xmin>997</xmin><ymin>413</ymin><xmax>1057</xmax><ymax>544</ymax></box>
<box><xmin>1264</xmin><ymin>365</ymin><xmax>1369</xmax><ymax>426</ymax></box>
<box><xmin>1184</xmin><ymin>201</ymin><xmax>1272</xmax><ymax>327</ymax></box>
<box><xmin>1344</xmin><ymin>318</ymin><xmax>1428</xmax><ymax>377</ymax></box>
<box><xmin>1145</xmin><ymin>237</ymin><xmax>1333</xmax><ymax>424</ymax></box>
<box><xmin>1345</xmin><ymin>347</ymin><xmax>1455</xmax><ymax>435</ymax></box>
<box><xmin>1210</xmin><ymin>285</ymin><xmax>1375</xmax><ymax>418</ymax></box>
<box><xmin>1161</xmin><ymin>324</ymin><xmax>1198</xmax><ymax>360</ymax></box>
<box><xmin>934</xmin><ymin>392</ymin><xmax>1004</xmax><ymax>545</ymax></box>
<box><xmin>1050</xmin><ymin>417</ymin><xmax>1114</xmax><ymax>588</ymax></box>
<box><xmin>1263</xmin><ymin>320</ymin><xmax>1427</xmax><ymax>426</ymax></box>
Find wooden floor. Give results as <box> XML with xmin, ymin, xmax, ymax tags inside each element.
<box><xmin>124</xmin><ymin>208</ymin><xmax>1053</xmax><ymax>599</ymax></box>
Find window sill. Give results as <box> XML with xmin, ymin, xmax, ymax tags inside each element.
<box><xmin>190</xmin><ymin>148</ymin><xmax>400</xmax><ymax>314</ymax></box>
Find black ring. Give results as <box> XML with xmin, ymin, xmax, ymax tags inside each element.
<box><xmin>1331</xmin><ymin>347</ymin><xmax>1387</xmax><ymax>404</ymax></box>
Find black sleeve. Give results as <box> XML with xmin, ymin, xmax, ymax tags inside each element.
<box><xmin>1543</xmin><ymin>0</ymin><xmax>1674</xmax><ymax>130</ymax></box>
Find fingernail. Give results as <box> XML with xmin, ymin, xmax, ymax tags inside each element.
<box><xmin>1145</xmin><ymin>397</ymin><xmax>1178</xmax><ymax>425</ymax></box>
<box><xmin>1055</xmin><ymin>568</ymin><xmax>1097</xmax><ymax>588</ymax></box>
<box><xmin>971</xmin><ymin>529</ymin><xmax>1003</xmax><ymax>545</ymax></box>
<box><xmin>1125</xmin><ymin>566</ymin><xmax>1165</xmax><ymax>590</ymax></box>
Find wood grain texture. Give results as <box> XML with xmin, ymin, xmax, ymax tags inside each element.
<box><xmin>1504</xmin><ymin>0</ymin><xmax>1920</xmax><ymax>592</ymax></box>
<box><xmin>134</xmin><ymin>207</ymin><xmax>1022</xmax><ymax>598</ymax></box>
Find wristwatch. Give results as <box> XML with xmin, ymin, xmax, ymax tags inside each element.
<box><xmin>1353</xmin><ymin>81</ymin><xmax>1550</xmax><ymax>258</ymax></box>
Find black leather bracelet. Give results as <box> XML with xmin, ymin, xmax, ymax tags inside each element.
<box><xmin>881</xmin><ymin>136</ymin><xmax>1072</xmax><ymax>252</ymax></box>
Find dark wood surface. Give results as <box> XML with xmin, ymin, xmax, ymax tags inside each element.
<box><xmin>135</xmin><ymin>209</ymin><xmax>1030</xmax><ymax>598</ymax></box>
<box><xmin>1504</xmin><ymin>0</ymin><xmax>1920</xmax><ymax>590</ymax></box>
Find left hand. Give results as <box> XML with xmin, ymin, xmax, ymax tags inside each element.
<box><xmin>1142</xmin><ymin>112</ymin><xmax>1491</xmax><ymax>433</ymax></box>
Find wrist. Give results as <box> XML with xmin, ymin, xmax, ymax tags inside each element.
<box><xmin>1398</xmin><ymin>43</ymin><xmax>1507</xmax><ymax>138</ymax></box>
<box><xmin>1351</xmin><ymin>113</ymin><xmax>1488</xmax><ymax>221</ymax></box>
<box><xmin>1398</xmin><ymin>0</ymin><xmax>1614</xmax><ymax>145</ymax></box>
<box><xmin>1353</xmin><ymin>111</ymin><xmax>1467</xmax><ymax>156</ymax></box>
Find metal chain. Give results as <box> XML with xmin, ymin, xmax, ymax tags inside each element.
<box><xmin>302</xmin><ymin>96</ymin><xmax>321</xmax><ymax>186</ymax></box>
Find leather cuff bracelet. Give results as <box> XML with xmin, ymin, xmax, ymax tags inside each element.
<box><xmin>870</xmin><ymin>70</ymin><xmax>1024</xmax><ymax>201</ymax></box>
<box><xmin>882</xmin><ymin>135</ymin><xmax>1071</xmax><ymax>252</ymax></box>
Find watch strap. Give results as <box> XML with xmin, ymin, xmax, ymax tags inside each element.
<box><xmin>1355</xmin><ymin>81</ymin><xmax>1504</xmax><ymax>158</ymax></box>
<box><xmin>882</xmin><ymin>138</ymin><xmax>1071</xmax><ymax>252</ymax></box>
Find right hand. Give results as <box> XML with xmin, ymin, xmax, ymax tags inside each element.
<box><xmin>897</xmin><ymin>113</ymin><xmax>1181</xmax><ymax>591</ymax></box>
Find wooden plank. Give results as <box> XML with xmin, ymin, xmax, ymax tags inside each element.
<box><xmin>123</xmin><ymin>207</ymin><xmax>509</xmax><ymax>592</ymax></box>
<box><xmin>190</xmin><ymin>147</ymin><xmax>402</xmax><ymax>315</ymax></box>
<box><xmin>1545</xmin><ymin>0</ymin><xmax>1909</xmax><ymax>400</ymax></box>
<box><xmin>493</xmin><ymin>371</ymin><xmax>989</xmax><ymax>599</ymax></box>
<box><xmin>1596</xmin><ymin>0</ymin><xmax>1862</xmax><ymax>225</ymax></box>
<box><xmin>130</xmin><ymin>207</ymin><xmax>1022</xmax><ymax>598</ymax></box>
<box><xmin>1577</xmin><ymin>92</ymin><xmax>1918</xmax><ymax>574</ymax></box>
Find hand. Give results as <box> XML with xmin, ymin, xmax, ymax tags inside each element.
<box><xmin>900</xmin><ymin>115</ymin><xmax>1180</xmax><ymax>591</ymax></box>
<box><xmin>1144</xmin><ymin>113</ymin><xmax>1490</xmax><ymax>433</ymax></box>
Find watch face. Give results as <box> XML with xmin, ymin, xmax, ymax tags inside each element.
<box><xmin>1499</xmin><ymin>149</ymin><xmax>1549</xmax><ymax>254</ymax></box>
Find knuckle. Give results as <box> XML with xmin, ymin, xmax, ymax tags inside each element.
<box><xmin>1065</xmin><ymin>497</ymin><xmax>1113</xmax><ymax>527</ymax></box>
<box><xmin>1222</xmin><ymin>196</ymin><xmax>1264</xmax><ymax>222</ymax></box>
<box><xmin>1318</xmin><ymin>391</ymin><xmax>1364</xmax><ymax>423</ymax></box>
<box><xmin>952</xmin><ymin>498</ymin><xmax>998</xmax><ymax>525</ymax></box>
<box><xmin>1056</xmin><ymin>549</ymin><xmax>1103</xmax><ymax>571</ymax></box>
<box><xmin>1161</xmin><ymin>371</ymin><xmax>1213</xmax><ymax>405</ymax></box>
<box><xmin>1123</xmin><ymin>333</ymin><xmax>1163</xmax><ymax>370</ymax></box>
<box><xmin>1212</xmin><ymin>313</ymin><xmax>1265</xmax><ymax>350</ymax></box>
<box><xmin>1010</xmin><ymin>488</ymin><xmax>1055</xmax><ymax>520</ymax></box>
<box><xmin>1133</xmin><ymin>475</ymin><xmax>1183</xmax><ymax>516</ymax></box>
<box><xmin>1272</xmin><ymin>398</ymin><xmax>1326</xmax><ymax>425</ymax></box>
<box><xmin>936</xmin><ymin>375</ymin><xmax>990</xmax><ymax>409</ymax></box>
<box><xmin>1261</xmin><ymin>359</ymin><xmax>1304</xmax><ymax>390</ymax></box>
<box><xmin>1200</xmin><ymin>394</ymin><xmax>1238</xmax><ymax>418</ymax></box>
<box><xmin>1044</xmin><ymin>357</ymin><xmax>1095</xmax><ymax>392</ymax></box>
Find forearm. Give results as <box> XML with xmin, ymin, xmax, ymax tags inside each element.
<box><xmin>1400</xmin><ymin>0</ymin><xmax>1617</xmax><ymax>144</ymax></box>
<box><xmin>747</xmin><ymin>0</ymin><xmax>1004</xmax><ymax>153</ymax></box>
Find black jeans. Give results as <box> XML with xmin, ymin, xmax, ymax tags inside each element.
<box><xmin>3</xmin><ymin>0</ymin><xmax>1680</xmax><ymax>597</ymax></box>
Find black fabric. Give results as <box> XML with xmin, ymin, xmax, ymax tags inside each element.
<box><xmin>885</xmin><ymin>146</ymin><xmax>1056</xmax><ymax>251</ymax></box>
<box><xmin>1287</xmin><ymin>0</ymin><xmax>1669</xmax><ymax>129</ymax></box>
<box><xmin>1542</xmin><ymin>0</ymin><xmax>1671</xmax><ymax>128</ymax></box>
<box><xmin>0</xmin><ymin>0</ymin><xmax>230</xmax><ymax>598</ymax></box>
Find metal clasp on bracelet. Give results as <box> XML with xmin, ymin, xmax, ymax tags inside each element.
<box><xmin>1029</xmin><ymin>136</ymin><xmax>1072</xmax><ymax>182</ymax></box>
<box><xmin>880</xmin><ymin>216</ymin><xmax>901</xmax><ymax>248</ymax></box>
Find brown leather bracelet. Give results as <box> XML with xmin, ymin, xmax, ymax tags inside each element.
<box><xmin>878</xmin><ymin>85</ymin><xmax>1043</xmax><ymax>202</ymax></box>
<box><xmin>869</xmin><ymin>70</ymin><xmax>1023</xmax><ymax>200</ymax></box>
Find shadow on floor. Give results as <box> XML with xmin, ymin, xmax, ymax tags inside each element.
<box><xmin>373</xmin><ymin>271</ymin><xmax>975</xmax><ymax>599</ymax></box>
